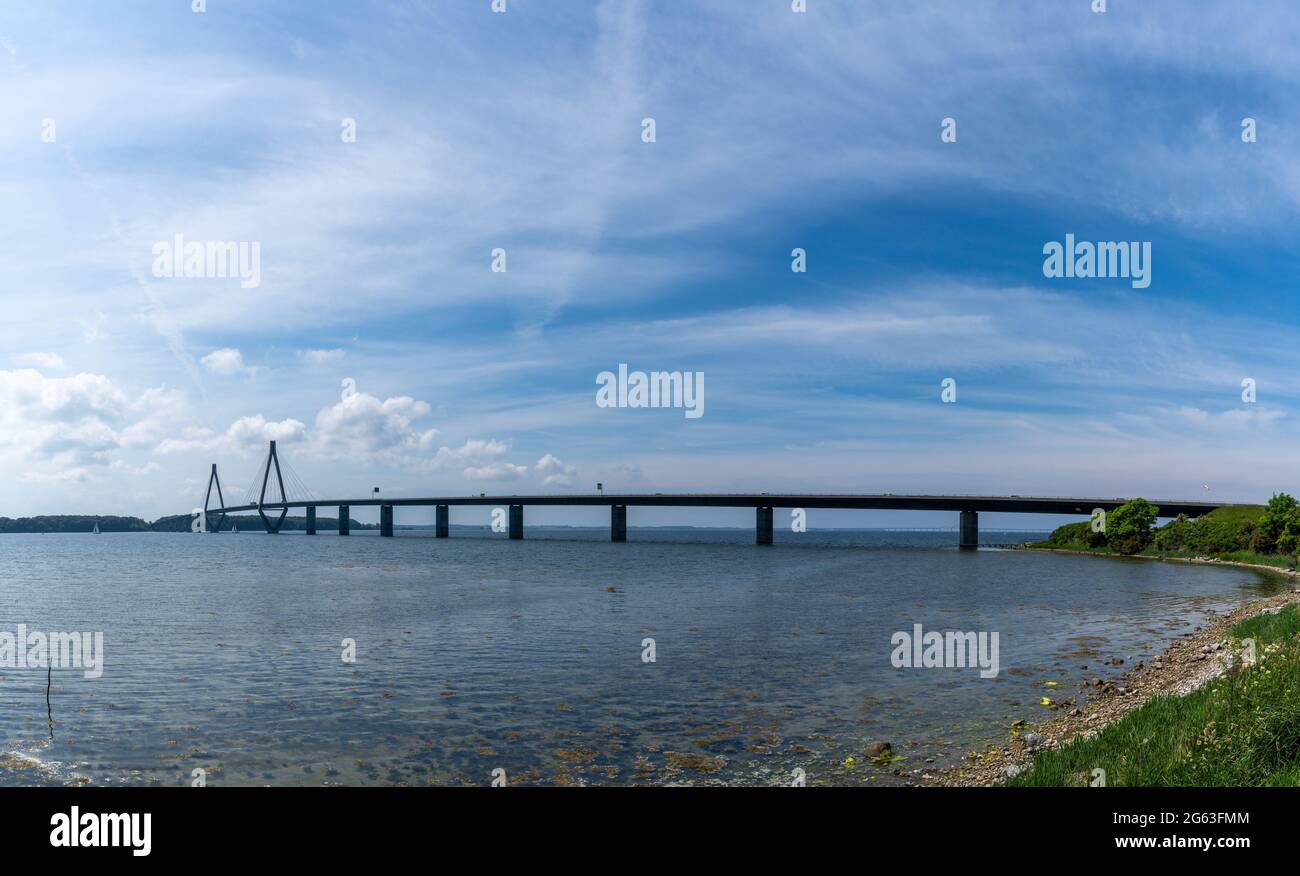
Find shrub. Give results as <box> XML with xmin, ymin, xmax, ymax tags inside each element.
<box><xmin>1260</xmin><ymin>493</ymin><xmax>1300</xmax><ymax>539</ymax></box>
<box><xmin>1279</xmin><ymin>525</ymin><xmax>1300</xmax><ymax>557</ymax></box>
<box><xmin>1105</xmin><ymin>499</ymin><xmax>1159</xmax><ymax>552</ymax></box>
<box><xmin>1153</xmin><ymin>515</ymin><xmax>1191</xmax><ymax>551</ymax></box>
<box><xmin>1046</xmin><ymin>520</ymin><xmax>1105</xmax><ymax>548</ymax></box>
<box><xmin>1114</xmin><ymin>534</ymin><xmax>1146</xmax><ymax>555</ymax></box>
<box><xmin>1248</xmin><ymin>530</ymin><xmax>1277</xmax><ymax>555</ymax></box>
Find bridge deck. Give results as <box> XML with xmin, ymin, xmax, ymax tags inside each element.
<box><xmin>208</xmin><ymin>493</ymin><xmax>1237</xmax><ymax>517</ymax></box>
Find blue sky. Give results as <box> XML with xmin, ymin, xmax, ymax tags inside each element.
<box><xmin>0</xmin><ymin>0</ymin><xmax>1297</xmax><ymax>528</ymax></box>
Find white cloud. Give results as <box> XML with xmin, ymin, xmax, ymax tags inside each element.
<box><xmin>155</xmin><ymin>415</ymin><xmax>305</xmax><ymax>455</ymax></box>
<box><xmin>464</xmin><ymin>462</ymin><xmax>529</xmax><ymax>481</ymax></box>
<box><xmin>313</xmin><ymin>382</ymin><xmax>438</xmax><ymax>460</ymax></box>
<box><xmin>15</xmin><ymin>352</ymin><xmax>64</xmax><ymax>369</ymax></box>
<box><xmin>0</xmin><ymin>369</ymin><xmax>180</xmax><ymax>482</ymax></box>
<box><xmin>300</xmin><ymin>348</ymin><xmax>346</xmax><ymax>365</ymax></box>
<box><xmin>536</xmin><ymin>453</ymin><xmax>577</xmax><ymax>486</ymax></box>
<box><xmin>432</xmin><ymin>438</ymin><xmax>510</xmax><ymax>469</ymax></box>
<box><xmin>432</xmin><ymin>438</ymin><xmax>530</xmax><ymax>480</ymax></box>
<box><xmin>20</xmin><ymin>468</ymin><xmax>90</xmax><ymax>483</ymax></box>
<box><xmin>201</xmin><ymin>348</ymin><xmax>249</xmax><ymax>376</ymax></box>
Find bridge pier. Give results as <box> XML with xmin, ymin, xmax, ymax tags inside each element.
<box><xmin>959</xmin><ymin>510</ymin><xmax>978</xmax><ymax>550</ymax></box>
<box><xmin>339</xmin><ymin>505</ymin><xmax>350</xmax><ymax>536</ymax></box>
<box><xmin>306</xmin><ymin>506</ymin><xmax>316</xmax><ymax>535</ymax></box>
<box><xmin>611</xmin><ymin>505</ymin><xmax>627</xmax><ymax>542</ymax></box>
<box><xmin>756</xmin><ymin>506</ymin><xmax>773</xmax><ymax>545</ymax></box>
<box><xmin>380</xmin><ymin>505</ymin><xmax>394</xmax><ymax>537</ymax></box>
<box><xmin>509</xmin><ymin>504</ymin><xmax>524</xmax><ymax>540</ymax></box>
<box><xmin>436</xmin><ymin>505</ymin><xmax>449</xmax><ymax>538</ymax></box>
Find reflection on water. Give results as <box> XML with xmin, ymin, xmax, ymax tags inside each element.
<box><xmin>0</xmin><ymin>529</ymin><xmax>1281</xmax><ymax>785</ymax></box>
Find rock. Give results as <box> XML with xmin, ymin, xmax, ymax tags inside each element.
<box><xmin>1003</xmin><ymin>764</ymin><xmax>1026</xmax><ymax>779</ymax></box>
<box><xmin>864</xmin><ymin>741</ymin><xmax>892</xmax><ymax>758</ymax></box>
<box><xmin>1153</xmin><ymin>661</ymin><xmax>1163</xmax><ymax>670</ymax></box>
<box><xmin>1022</xmin><ymin>732</ymin><xmax>1047</xmax><ymax>750</ymax></box>
<box><xmin>1117</xmin><ymin>686</ymin><xmax>1128</xmax><ymax>695</ymax></box>
<box><xmin>1069</xmin><ymin>708</ymin><xmax>1082</xmax><ymax>717</ymax></box>
<box><xmin>1091</xmin><ymin>677</ymin><xmax>1103</xmax><ymax>687</ymax></box>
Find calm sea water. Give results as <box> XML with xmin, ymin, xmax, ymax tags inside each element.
<box><xmin>0</xmin><ymin>528</ymin><xmax>1281</xmax><ymax>786</ymax></box>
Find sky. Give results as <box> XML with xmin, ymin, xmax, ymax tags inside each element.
<box><xmin>0</xmin><ymin>0</ymin><xmax>1297</xmax><ymax>530</ymax></box>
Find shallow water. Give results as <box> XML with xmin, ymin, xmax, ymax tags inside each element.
<box><xmin>0</xmin><ymin>529</ymin><xmax>1281</xmax><ymax>786</ymax></box>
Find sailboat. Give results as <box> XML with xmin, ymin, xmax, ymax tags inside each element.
<box><xmin>92</xmin><ymin>521</ymin><xmax>100</xmax><ymax>534</ymax></box>
<box><xmin>231</xmin><ymin>521</ymin><xmax>239</xmax><ymax>533</ymax></box>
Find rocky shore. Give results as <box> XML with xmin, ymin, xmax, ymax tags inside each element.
<box><xmin>925</xmin><ymin>555</ymin><xmax>1299</xmax><ymax>787</ymax></box>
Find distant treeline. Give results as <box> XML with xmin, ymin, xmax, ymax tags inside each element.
<box><xmin>150</xmin><ymin>514</ymin><xmax>374</xmax><ymax>532</ymax></box>
<box><xmin>0</xmin><ymin>514</ymin><xmax>373</xmax><ymax>533</ymax></box>
<box><xmin>0</xmin><ymin>515</ymin><xmax>152</xmax><ymax>533</ymax></box>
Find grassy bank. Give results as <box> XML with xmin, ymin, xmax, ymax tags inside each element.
<box><xmin>1030</xmin><ymin>502</ymin><xmax>1300</xmax><ymax>571</ymax></box>
<box><xmin>1008</xmin><ymin>604</ymin><xmax>1300</xmax><ymax>786</ymax></box>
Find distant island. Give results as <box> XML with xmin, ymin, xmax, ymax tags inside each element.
<box><xmin>0</xmin><ymin>514</ymin><xmax>374</xmax><ymax>533</ymax></box>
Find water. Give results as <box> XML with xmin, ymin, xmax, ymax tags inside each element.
<box><xmin>0</xmin><ymin>529</ymin><xmax>1282</xmax><ymax>786</ymax></box>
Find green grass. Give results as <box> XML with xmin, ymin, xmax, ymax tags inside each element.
<box><xmin>1200</xmin><ymin>505</ymin><xmax>1268</xmax><ymax>526</ymax></box>
<box><xmin>1141</xmin><ymin>548</ymin><xmax>1296</xmax><ymax>569</ymax></box>
<box><xmin>1008</xmin><ymin>604</ymin><xmax>1300</xmax><ymax>787</ymax></box>
<box><xmin>1233</xmin><ymin>602</ymin><xmax>1300</xmax><ymax>643</ymax></box>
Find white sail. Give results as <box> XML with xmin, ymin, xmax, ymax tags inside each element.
<box><xmin>93</xmin><ymin>522</ymin><xmax>100</xmax><ymax>534</ymax></box>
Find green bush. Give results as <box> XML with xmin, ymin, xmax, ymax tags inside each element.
<box><xmin>1249</xmin><ymin>530</ymin><xmax>1277</xmax><ymax>555</ymax></box>
<box><xmin>1106</xmin><ymin>499</ymin><xmax>1159</xmax><ymax>554</ymax></box>
<box><xmin>1045</xmin><ymin>520</ymin><xmax>1104</xmax><ymax>548</ymax></box>
<box><xmin>1042</xmin><ymin>501</ymin><xmax>1300</xmax><ymax>560</ymax></box>
<box><xmin>1261</xmin><ymin>493</ymin><xmax>1300</xmax><ymax>539</ymax></box>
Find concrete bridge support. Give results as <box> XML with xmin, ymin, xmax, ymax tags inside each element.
<box><xmin>611</xmin><ymin>505</ymin><xmax>627</xmax><ymax>542</ymax></box>
<box><xmin>306</xmin><ymin>506</ymin><xmax>316</xmax><ymax>535</ymax></box>
<box><xmin>339</xmin><ymin>505</ymin><xmax>350</xmax><ymax>536</ymax></box>
<box><xmin>959</xmin><ymin>510</ymin><xmax>978</xmax><ymax>550</ymax></box>
<box><xmin>380</xmin><ymin>505</ymin><xmax>394</xmax><ymax>537</ymax></box>
<box><xmin>436</xmin><ymin>505</ymin><xmax>449</xmax><ymax>538</ymax></box>
<box><xmin>756</xmin><ymin>506</ymin><xmax>774</xmax><ymax>545</ymax></box>
<box><xmin>509</xmin><ymin>504</ymin><xmax>524</xmax><ymax>540</ymax></box>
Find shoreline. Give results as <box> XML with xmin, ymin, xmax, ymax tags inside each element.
<box><xmin>926</xmin><ymin>548</ymin><xmax>1300</xmax><ymax>787</ymax></box>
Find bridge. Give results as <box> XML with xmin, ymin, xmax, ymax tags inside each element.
<box><xmin>199</xmin><ymin>441</ymin><xmax>1243</xmax><ymax>549</ymax></box>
